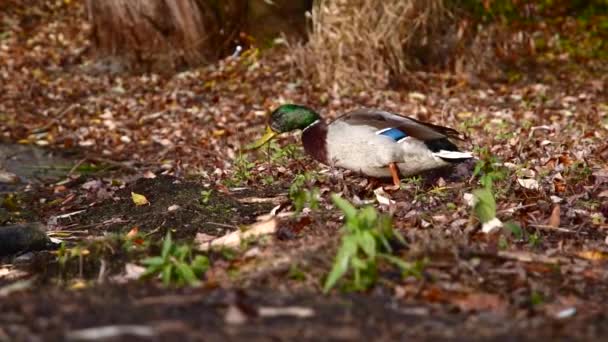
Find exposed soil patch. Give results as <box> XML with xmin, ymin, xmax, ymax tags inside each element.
<box><xmin>77</xmin><ymin>176</ymin><xmax>276</xmax><ymax>239</ymax></box>
<box><xmin>2</xmin><ymin>285</ymin><xmax>608</xmax><ymax>341</ymax></box>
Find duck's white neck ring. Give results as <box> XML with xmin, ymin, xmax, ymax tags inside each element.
<box><xmin>302</xmin><ymin>119</ymin><xmax>321</xmax><ymax>133</ymax></box>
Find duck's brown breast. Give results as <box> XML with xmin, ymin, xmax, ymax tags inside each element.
<box><xmin>301</xmin><ymin>121</ymin><xmax>328</xmax><ymax>164</ymax></box>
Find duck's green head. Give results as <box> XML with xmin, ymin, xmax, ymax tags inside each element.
<box><xmin>247</xmin><ymin>104</ymin><xmax>320</xmax><ymax>149</ymax></box>
<box><xmin>269</xmin><ymin>104</ymin><xmax>320</xmax><ymax>133</ymax></box>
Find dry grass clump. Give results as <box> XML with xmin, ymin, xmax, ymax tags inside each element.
<box><xmin>293</xmin><ymin>0</ymin><xmax>482</xmax><ymax>90</ymax></box>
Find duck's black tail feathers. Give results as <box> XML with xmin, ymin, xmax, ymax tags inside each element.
<box><xmin>425</xmin><ymin>138</ymin><xmax>473</xmax><ymax>163</ymax></box>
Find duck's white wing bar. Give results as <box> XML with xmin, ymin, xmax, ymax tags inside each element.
<box><xmin>432</xmin><ymin>150</ymin><xmax>474</xmax><ymax>159</ymax></box>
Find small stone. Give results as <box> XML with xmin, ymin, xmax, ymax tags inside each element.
<box><xmin>225</xmin><ymin>305</ymin><xmax>247</xmax><ymax>325</ymax></box>
<box><xmin>0</xmin><ymin>171</ymin><xmax>19</xmax><ymax>184</ymax></box>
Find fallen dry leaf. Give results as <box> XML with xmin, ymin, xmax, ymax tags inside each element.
<box><xmin>131</xmin><ymin>192</ymin><xmax>150</xmax><ymax>206</ymax></box>
<box><xmin>576</xmin><ymin>251</ymin><xmax>608</xmax><ymax>261</ymax></box>
<box><xmin>126</xmin><ymin>227</ymin><xmax>139</xmax><ymax>238</ymax></box>
<box><xmin>548</xmin><ymin>205</ymin><xmax>561</xmax><ymax>227</ymax></box>
<box><xmin>374</xmin><ymin>187</ymin><xmax>395</xmax><ymax>206</ymax></box>
<box><xmin>198</xmin><ymin>218</ymin><xmax>277</xmax><ymax>251</ymax></box>
<box><xmin>517</xmin><ymin>178</ymin><xmax>540</xmax><ymax>190</ymax></box>
<box><xmin>453</xmin><ymin>293</ymin><xmax>506</xmax><ymax>313</ymax></box>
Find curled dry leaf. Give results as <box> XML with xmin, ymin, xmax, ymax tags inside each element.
<box><xmin>517</xmin><ymin>178</ymin><xmax>540</xmax><ymax>190</ymax></box>
<box><xmin>374</xmin><ymin>187</ymin><xmax>395</xmax><ymax>206</ymax></box>
<box><xmin>548</xmin><ymin>205</ymin><xmax>561</xmax><ymax>228</ymax></box>
<box><xmin>126</xmin><ymin>227</ymin><xmax>139</xmax><ymax>238</ymax></box>
<box><xmin>198</xmin><ymin>218</ymin><xmax>277</xmax><ymax>251</ymax></box>
<box><xmin>482</xmin><ymin>217</ymin><xmax>503</xmax><ymax>234</ymax></box>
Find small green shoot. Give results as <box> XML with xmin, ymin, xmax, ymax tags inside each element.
<box><xmin>504</xmin><ymin>221</ymin><xmax>523</xmax><ymax>240</ymax></box>
<box><xmin>528</xmin><ymin>231</ymin><xmax>542</xmax><ymax>248</ymax></box>
<box><xmin>473</xmin><ymin>187</ymin><xmax>497</xmax><ymax>224</ymax></box>
<box><xmin>141</xmin><ymin>231</ymin><xmax>209</xmax><ymax>287</ymax></box>
<box><xmin>498</xmin><ymin>236</ymin><xmax>509</xmax><ymax>249</ymax></box>
<box><xmin>287</xmin><ymin>265</ymin><xmax>307</xmax><ymax>281</ymax></box>
<box><xmin>266</xmin><ymin>141</ymin><xmax>304</xmax><ymax>164</ymax></box>
<box><xmin>473</xmin><ymin>147</ymin><xmax>506</xmax><ymax>189</ymax></box>
<box><xmin>400</xmin><ymin>175</ymin><xmax>424</xmax><ymax>200</ymax></box>
<box><xmin>530</xmin><ymin>291</ymin><xmax>544</xmax><ymax>307</ymax></box>
<box><xmin>200</xmin><ymin>189</ymin><xmax>212</xmax><ymax>204</ymax></box>
<box><xmin>471</xmin><ymin>148</ymin><xmax>509</xmax><ymax>231</ymax></box>
<box><xmin>226</xmin><ymin>153</ymin><xmax>255</xmax><ymax>187</ymax></box>
<box><xmin>289</xmin><ymin>173</ymin><xmax>320</xmax><ymax>214</ymax></box>
<box><xmin>323</xmin><ymin>195</ymin><xmax>414</xmax><ymax>293</ymax></box>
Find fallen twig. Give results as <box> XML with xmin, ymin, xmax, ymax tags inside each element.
<box><xmin>66</xmin><ymin>325</ymin><xmax>155</xmax><ymax>340</ymax></box>
<box><xmin>30</xmin><ymin>103</ymin><xmax>80</xmax><ymax>134</ymax></box>
<box><xmin>530</xmin><ymin>224</ymin><xmax>580</xmax><ymax>234</ymax></box>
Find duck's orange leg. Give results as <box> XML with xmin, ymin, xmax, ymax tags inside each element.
<box><xmin>388</xmin><ymin>162</ymin><xmax>401</xmax><ymax>188</ymax></box>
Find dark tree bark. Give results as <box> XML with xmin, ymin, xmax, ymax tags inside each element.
<box><xmin>86</xmin><ymin>0</ymin><xmax>247</xmax><ymax>72</ymax></box>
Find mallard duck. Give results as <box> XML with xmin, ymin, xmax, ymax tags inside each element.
<box><xmin>249</xmin><ymin>104</ymin><xmax>473</xmax><ymax>186</ymax></box>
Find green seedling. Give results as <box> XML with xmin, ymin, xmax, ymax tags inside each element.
<box><xmin>226</xmin><ymin>153</ymin><xmax>255</xmax><ymax>187</ymax></box>
<box><xmin>200</xmin><ymin>189</ymin><xmax>212</xmax><ymax>204</ymax></box>
<box><xmin>289</xmin><ymin>173</ymin><xmax>319</xmax><ymax>214</ymax></box>
<box><xmin>473</xmin><ymin>187</ymin><xmax>497</xmax><ymax>224</ymax></box>
<box><xmin>528</xmin><ymin>231</ymin><xmax>542</xmax><ymax>248</ymax></box>
<box><xmin>141</xmin><ymin>231</ymin><xmax>209</xmax><ymax>287</ymax></box>
<box><xmin>530</xmin><ymin>290</ymin><xmax>544</xmax><ymax>307</ymax></box>
<box><xmin>323</xmin><ymin>195</ymin><xmax>417</xmax><ymax>293</ymax></box>
<box><xmin>473</xmin><ymin>147</ymin><xmax>507</xmax><ymax>189</ymax></box>
<box><xmin>504</xmin><ymin>221</ymin><xmax>523</xmax><ymax>240</ymax></box>
<box><xmin>266</xmin><ymin>141</ymin><xmax>304</xmax><ymax>165</ymax></box>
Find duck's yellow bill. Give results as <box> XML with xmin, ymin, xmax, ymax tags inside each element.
<box><xmin>245</xmin><ymin>126</ymin><xmax>277</xmax><ymax>150</ymax></box>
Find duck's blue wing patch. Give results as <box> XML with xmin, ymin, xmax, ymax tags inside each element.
<box><xmin>376</xmin><ymin>127</ymin><xmax>407</xmax><ymax>142</ymax></box>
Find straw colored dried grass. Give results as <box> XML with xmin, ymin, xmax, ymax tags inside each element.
<box><xmin>294</xmin><ymin>0</ymin><xmax>480</xmax><ymax>90</ymax></box>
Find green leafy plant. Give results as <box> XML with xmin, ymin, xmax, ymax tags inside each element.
<box><xmin>200</xmin><ymin>189</ymin><xmax>212</xmax><ymax>204</ymax></box>
<box><xmin>226</xmin><ymin>153</ymin><xmax>255</xmax><ymax>187</ymax></box>
<box><xmin>530</xmin><ymin>290</ymin><xmax>544</xmax><ymax>306</ymax></box>
<box><xmin>141</xmin><ymin>232</ymin><xmax>209</xmax><ymax>287</ymax></box>
<box><xmin>266</xmin><ymin>141</ymin><xmax>304</xmax><ymax>165</ymax></box>
<box><xmin>504</xmin><ymin>221</ymin><xmax>523</xmax><ymax>239</ymax></box>
<box><xmin>400</xmin><ymin>175</ymin><xmax>424</xmax><ymax>200</ymax></box>
<box><xmin>323</xmin><ymin>195</ymin><xmax>417</xmax><ymax>293</ymax></box>
<box><xmin>470</xmin><ymin>148</ymin><xmax>510</xmax><ymax>232</ymax></box>
<box><xmin>289</xmin><ymin>173</ymin><xmax>320</xmax><ymax>214</ymax></box>
<box><xmin>473</xmin><ymin>147</ymin><xmax>507</xmax><ymax>189</ymax></box>
<box><xmin>528</xmin><ymin>231</ymin><xmax>542</xmax><ymax>248</ymax></box>
<box><xmin>472</xmin><ymin>187</ymin><xmax>497</xmax><ymax>224</ymax></box>
<box><xmin>56</xmin><ymin>243</ymin><xmax>89</xmax><ymax>277</ymax></box>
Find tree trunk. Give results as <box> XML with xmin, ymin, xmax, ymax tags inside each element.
<box><xmin>86</xmin><ymin>0</ymin><xmax>246</xmax><ymax>72</ymax></box>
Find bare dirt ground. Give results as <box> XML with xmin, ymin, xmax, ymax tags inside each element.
<box><xmin>1</xmin><ymin>1</ymin><xmax>608</xmax><ymax>341</ymax></box>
